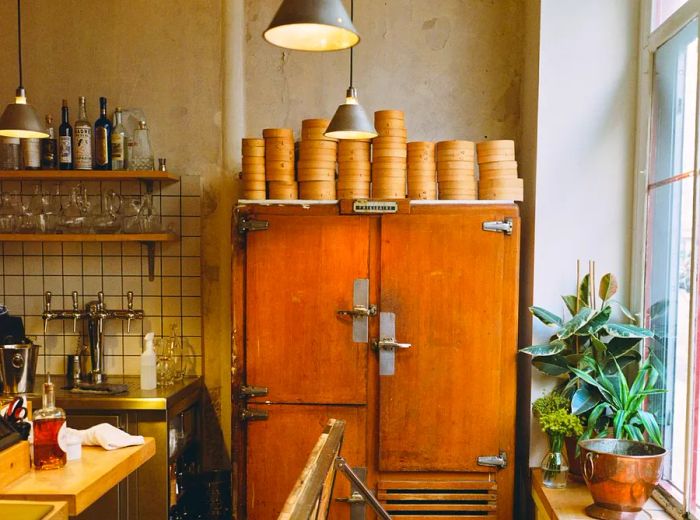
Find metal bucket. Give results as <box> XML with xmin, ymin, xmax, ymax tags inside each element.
<box><xmin>579</xmin><ymin>438</ymin><xmax>666</xmax><ymax>520</ymax></box>
<box><xmin>0</xmin><ymin>343</ymin><xmax>40</xmax><ymax>394</ymax></box>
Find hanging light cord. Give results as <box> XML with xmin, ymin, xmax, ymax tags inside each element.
<box><xmin>17</xmin><ymin>0</ymin><xmax>23</xmax><ymax>89</ymax></box>
<box><xmin>349</xmin><ymin>0</ymin><xmax>354</xmax><ymax>88</ymax></box>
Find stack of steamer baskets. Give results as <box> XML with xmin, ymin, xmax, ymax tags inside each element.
<box><xmin>241</xmin><ymin>138</ymin><xmax>266</xmax><ymax>200</ymax></box>
<box><xmin>337</xmin><ymin>139</ymin><xmax>371</xmax><ymax>199</ymax></box>
<box><xmin>372</xmin><ymin>110</ymin><xmax>407</xmax><ymax>199</ymax></box>
<box><xmin>407</xmin><ymin>142</ymin><xmax>437</xmax><ymax>199</ymax></box>
<box><xmin>476</xmin><ymin>140</ymin><xmax>523</xmax><ymax>201</ymax></box>
<box><xmin>298</xmin><ymin>119</ymin><xmax>337</xmax><ymax>200</ymax></box>
<box><xmin>263</xmin><ymin>128</ymin><xmax>297</xmax><ymax>199</ymax></box>
<box><xmin>436</xmin><ymin>140</ymin><xmax>477</xmax><ymax>200</ymax></box>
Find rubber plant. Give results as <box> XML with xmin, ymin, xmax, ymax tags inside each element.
<box><xmin>521</xmin><ymin>272</ymin><xmax>654</xmax><ymax>422</ymax></box>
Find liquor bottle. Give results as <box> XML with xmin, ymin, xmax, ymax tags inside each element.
<box><xmin>94</xmin><ymin>96</ymin><xmax>112</xmax><ymax>170</ymax></box>
<box><xmin>21</xmin><ymin>137</ymin><xmax>41</xmax><ymax>170</ymax></box>
<box><xmin>74</xmin><ymin>96</ymin><xmax>92</xmax><ymax>170</ymax></box>
<box><xmin>130</xmin><ymin>120</ymin><xmax>155</xmax><ymax>170</ymax></box>
<box><xmin>33</xmin><ymin>374</ymin><xmax>67</xmax><ymax>470</ymax></box>
<box><xmin>111</xmin><ymin>107</ymin><xmax>127</xmax><ymax>170</ymax></box>
<box><xmin>58</xmin><ymin>99</ymin><xmax>73</xmax><ymax>170</ymax></box>
<box><xmin>41</xmin><ymin>115</ymin><xmax>58</xmax><ymax>169</ymax></box>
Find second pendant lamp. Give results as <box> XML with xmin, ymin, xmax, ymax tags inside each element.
<box><xmin>324</xmin><ymin>1</ymin><xmax>377</xmax><ymax>140</ymax></box>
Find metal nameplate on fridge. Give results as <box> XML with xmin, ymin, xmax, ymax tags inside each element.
<box><xmin>352</xmin><ymin>200</ymin><xmax>398</xmax><ymax>214</ymax></box>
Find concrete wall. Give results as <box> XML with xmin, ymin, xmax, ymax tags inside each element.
<box><xmin>244</xmin><ymin>0</ymin><xmax>524</xmax><ymax>141</ymax></box>
<box><xmin>528</xmin><ymin>0</ymin><xmax>640</xmax><ymax>464</ymax></box>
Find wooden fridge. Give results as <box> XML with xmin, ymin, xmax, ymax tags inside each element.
<box><xmin>232</xmin><ymin>201</ymin><xmax>520</xmax><ymax>520</ymax></box>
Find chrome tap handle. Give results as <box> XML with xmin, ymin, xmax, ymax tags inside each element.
<box><xmin>44</xmin><ymin>291</ymin><xmax>52</xmax><ymax>312</ymax></box>
<box><xmin>97</xmin><ymin>291</ymin><xmax>105</xmax><ymax>308</ymax></box>
<box><xmin>72</xmin><ymin>291</ymin><xmax>80</xmax><ymax>332</ymax></box>
<box><xmin>127</xmin><ymin>291</ymin><xmax>134</xmax><ymax>310</ymax></box>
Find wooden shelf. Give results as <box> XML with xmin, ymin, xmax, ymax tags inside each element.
<box><xmin>0</xmin><ymin>232</ymin><xmax>177</xmax><ymax>242</ymax></box>
<box><xmin>0</xmin><ymin>170</ymin><xmax>179</xmax><ymax>183</ymax></box>
<box><xmin>0</xmin><ymin>438</ymin><xmax>155</xmax><ymax>516</ymax></box>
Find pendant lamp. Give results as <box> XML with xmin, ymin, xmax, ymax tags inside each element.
<box><xmin>324</xmin><ymin>1</ymin><xmax>377</xmax><ymax>140</ymax></box>
<box><xmin>0</xmin><ymin>0</ymin><xmax>47</xmax><ymax>138</ymax></box>
<box><xmin>264</xmin><ymin>0</ymin><xmax>359</xmax><ymax>52</ymax></box>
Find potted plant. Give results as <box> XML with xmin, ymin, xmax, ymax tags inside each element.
<box><xmin>521</xmin><ymin>270</ymin><xmax>655</xmax><ymax>471</ymax></box>
<box><xmin>532</xmin><ymin>394</ymin><xmax>583</xmax><ymax>488</ymax></box>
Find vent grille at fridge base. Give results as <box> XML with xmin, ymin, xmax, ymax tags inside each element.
<box><xmin>378</xmin><ymin>480</ymin><xmax>497</xmax><ymax>517</ymax></box>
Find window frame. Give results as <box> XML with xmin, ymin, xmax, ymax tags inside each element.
<box><xmin>633</xmin><ymin>0</ymin><xmax>700</xmax><ymax>517</ymax></box>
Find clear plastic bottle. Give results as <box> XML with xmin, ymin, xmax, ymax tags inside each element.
<box><xmin>33</xmin><ymin>374</ymin><xmax>67</xmax><ymax>470</ymax></box>
<box><xmin>141</xmin><ymin>332</ymin><xmax>157</xmax><ymax>390</ymax></box>
<box><xmin>130</xmin><ymin>120</ymin><xmax>154</xmax><ymax>170</ymax></box>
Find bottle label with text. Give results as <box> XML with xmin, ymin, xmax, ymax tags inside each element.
<box><xmin>74</xmin><ymin>127</ymin><xmax>92</xmax><ymax>169</ymax></box>
<box><xmin>111</xmin><ymin>134</ymin><xmax>124</xmax><ymax>160</ymax></box>
<box><xmin>95</xmin><ymin>127</ymin><xmax>108</xmax><ymax>166</ymax></box>
<box><xmin>59</xmin><ymin>136</ymin><xmax>72</xmax><ymax>164</ymax></box>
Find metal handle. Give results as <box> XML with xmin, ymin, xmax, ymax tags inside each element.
<box><xmin>376</xmin><ymin>338</ymin><xmax>411</xmax><ymax>351</ymax></box>
<box><xmin>44</xmin><ymin>291</ymin><xmax>52</xmax><ymax>311</ymax></box>
<box><xmin>11</xmin><ymin>352</ymin><xmax>24</xmax><ymax>369</ymax></box>
<box><xmin>337</xmin><ymin>304</ymin><xmax>377</xmax><ymax>319</ymax></box>
<box><xmin>335</xmin><ymin>491</ymin><xmax>365</xmax><ymax>504</ymax></box>
<box><xmin>97</xmin><ymin>291</ymin><xmax>105</xmax><ymax>308</ymax></box>
<box><xmin>72</xmin><ymin>291</ymin><xmax>79</xmax><ymax>310</ymax></box>
<box><xmin>583</xmin><ymin>452</ymin><xmax>596</xmax><ymax>482</ymax></box>
<box><xmin>127</xmin><ymin>291</ymin><xmax>134</xmax><ymax>310</ymax></box>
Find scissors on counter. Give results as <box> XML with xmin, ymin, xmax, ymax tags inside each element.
<box><xmin>5</xmin><ymin>396</ymin><xmax>28</xmax><ymax>422</ymax></box>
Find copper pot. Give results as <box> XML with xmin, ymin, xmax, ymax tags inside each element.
<box><xmin>578</xmin><ymin>439</ymin><xmax>666</xmax><ymax>520</ymax></box>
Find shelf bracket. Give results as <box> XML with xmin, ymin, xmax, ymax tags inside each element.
<box><xmin>141</xmin><ymin>241</ymin><xmax>156</xmax><ymax>281</ymax></box>
<box><xmin>144</xmin><ymin>180</ymin><xmax>154</xmax><ymax>194</ymax></box>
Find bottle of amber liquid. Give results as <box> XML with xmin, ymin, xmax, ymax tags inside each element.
<box><xmin>33</xmin><ymin>375</ymin><xmax>67</xmax><ymax>470</ymax></box>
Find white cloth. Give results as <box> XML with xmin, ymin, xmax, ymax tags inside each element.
<box><xmin>66</xmin><ymin>423</ymin><xmax>145</xmax><ymax>450</ymax></box>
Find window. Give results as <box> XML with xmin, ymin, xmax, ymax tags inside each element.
<box><xmin>638</xmin><ymin>5</ymin><xmax>700</xmax><ymax>518</ymax></box>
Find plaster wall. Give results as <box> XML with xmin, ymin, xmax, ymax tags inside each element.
<box><xmin>529</xmin><ymin>0</ymin><xmax>640</xmax><ymax>464</ymax></box>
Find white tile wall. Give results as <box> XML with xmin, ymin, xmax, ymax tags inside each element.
<box><xmin>0</xmin><ymin>177</ymin><xmax>202</xmax><ymax>376</ymax></box>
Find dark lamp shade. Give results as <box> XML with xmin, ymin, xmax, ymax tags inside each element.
<box><xmin>0</xmin><ymin>91</ymin><xmax>48</xmax><ymax>138</ymax></box>
<box><xmin>325</xmin><ymin>89</ymin><xmax>377</xmax><ymax>140</ymax></box>
<box><xmin>264</xmin><ymin>0</ymin><xmax>359</xmax><ymax>51</ymax></box>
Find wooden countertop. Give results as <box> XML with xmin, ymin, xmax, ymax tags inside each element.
<box><xmin>0</xmin><ymin>438</ymin><xmax>155</xmax><ymax>516</ymax></box>
<box><xmin>531</xmin><ymin>469</ymin><xmax>672</xmax><ymax>519</ymax></box>
<box><xmin>0</xmin><ymin>500</ymin><xmax>68</xmax><ymax>519</ymax></box>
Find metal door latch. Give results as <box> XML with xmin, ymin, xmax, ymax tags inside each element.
<box><xmin>482</xmin><ymin>218</ymin><xmax>513</xmax><ymax>235</ymax></box>
<box><xmin>374</xmin><ymin>312</ymin><xmax>411</xmax><ymax>376</ymax></box>
<box><xmin>477</xmin><ymin>450</ymin><xmax>507</xmax><ymax>469</ymax></box>
<box><xmin>337</xmin><ymin>279</ymin><xmax>375</xmax><ymax>343</ymax></box>
<box><xmin>239</xmin><ymin>385</ymin><xmax>268</xmax><ymax>399</ymax></box>
<box><xmin>239</xmin><ymin>408</ymin><xmax>269</xmax><ymax>421</ymax></box>
<box><xmin>237</xmin><ymin>216</ymin><xmax>269</xmax><ymax>234</ymax></box>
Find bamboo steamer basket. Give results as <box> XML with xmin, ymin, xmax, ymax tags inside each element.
<box><xmin>373</xmin><ymin>136</ymin><xmax>406</xmax><ymax>146</ymax></box>
<box><xmin>301</xmin><ymin>128</ymin><xmax>337</xmax><ymax>141</ymax></box>
<box><xmin>338</xmin><ymin>140</ymin><xmax>371</xmax><ymax>150</ymax></box>
<box><xmin>373</xmin><ymin>147</ymin><xmax>407</xmax><ymax>159</ymax></box>
<box><xmin>242</xmin><ymin>137</ymin><xmax>265</xmax><ymax>147</ymax></box>
<box><xmin>436</xmin><ymin>148</ymin><xmax>474</xmax><ymax>162</ymax></box>
<box><xmin>479</xmin><ymin>177</ymin><xmax>523</xmax><ymax>191</ymax></box>
<box><xmin>437</xmin><ymin>168</ymin><xmax>475</xmax><ymax>179</ymax></box>
<box><xmin>338</xmin><ymin>152</ymin><xmax>371</xmax><ymax>162</ymax></box>
<box><xmin>479</xmin><ymin>170</ymin><xmax>518</xmax><ymax>181</ymax></box>
<box><xmin>440</xmin><ymin>192</ymin><xmax>477</xmax><ymax>201</ymax></box>
<box><xmin>265</xmin><ymin>136</ymin><xmax>294</xmax><ymax>147</ymax></box>
<box><xmin>374</xmin><ymin>118</ymin><xmax>406</xmax><ymax>131</ymax></box>
<box><xmin>373</xmin><ymin>177</ymin><xmax>406</xmax><ymax>189</ymax></box>
<box><xmin>299</xmin><ymin>150</ymin><xmax>337</xmax><ymax>162</ymax></box>
<box><xmin>300</xmin><ymin>139</ymin><xmax>337</xmax><ymax>150</ymax></box>
<box><xmin>242</xmin><ymin>190</ymin><xmax>266</xmax><ymax>200</ymax></box>
<box><xmin>378</xmin><ymin>127</ymin><xmax>407</xmax><ymax>138</ymax></box>
<box><xmin>408</xmin><ymin>168</ymin><xmax>437</xmax><ymax>178</ymax></box>
<box><xmin>263</xmin><ymin>128</ymin><xmax>294</xmax><ymax>138</ymax></box>
<box><xmin>302</xmin><ymin>118</ymin><xmax>330</xmax><ymax>129</ymax></box>
<box><xmin>375</xmin><ymin>109</ymin><xmax>404</xmax><ymax>122</ymax></box>
<box><xmin>407</xmin><ymin>141</ymin><xmax>435</xmax><ymax>152</ymax></box>
<box><xmin>338</xmin><ymin>171</ymin><xmax>371</xmax><ymax>182</ymax></box>
<box><xmin>297</xmin><ymin>159</ymin><xmax>336</xmax><ymax>170</ymax></box>
<box><xmin>298</xmin><ymin>168</ymin><xmax>336</xmax><ymax>181</ymax></box>
<box><xmin>338</xmin><ymin>181</ymin><xmax>370</xmax><ymax>192</ymax></box>
<box><xmin>478</xmin><ymin>187</ymin><xmax>523</xmax><ymax>201</ymax></box>
<box><xmin>437</xmin><ymin>160</ymin><xmax>475</xmax><ymax>170</ymax></box>
<box><xmin>242</xmin><ymin>179</ymin><xmax>266</xmax><ymax>190</ymax></box>
<box><xmin>476</xmin><ymin>139</ymin><xmax>514</xmax><ymax>154</ymax></box>
<box><xmin>437</xmin><ymin>140</ymin><xmax>474</xmax><ymax>150</ymax></box>
<box><xmin>337</xmin><ymin>188</ymin><xmax>371</xmax><ymax>200</ymax></box>
<box><xmin>408</xmin><ymin>186</ymin><xmax>437</xmax><ymax>200</ymax></box>
<box><xmin>372</xmin><ymin>185</ymin><xmax>406</xmax><ymax>199</ymax></box>
<box><xmin>242</xmin><ymin>146</ymin><xmax>265</xmax><ymax>158</ymax></box>
<box><xmin>243</xmin><ymin>155</ymin><xmax>265</xmax><ymax>164</ymax></box>
<box><xmin>372</xmin><ymin>167</ymin><xmax>407</xmax><ymax>179</ymax></box>
<box><xmin>478</xmin><ymin>152</ymin><xmax>516</xmax><ymax>164</ymax></box>
<box><xmin>299</xmin><ymin>181</ymin><xmax>336</xmax><ymax>200</ymax></box>
<box><xmin>242</xmin><ymin>166</ymin><xmax>266</xmax><ymax>177</ymax></box>
<box><xmin>266</xmin><ymin>168</ymin><xmax>295</xmax><ymax>182</ymax></box>
<box><xmin>440</xmin><ymin>179</ymin><xmax>478</xmax><ymax>191</ymax></box>
<box><xmin>268</xmin><ymin>181</ymin><xmax>298</xmax><ymax>200</ymax></box>
<box><xmin>479</xmin><ymin>160</ymin><xmax>518</xmax><ymax>171</ymax></box>
<box><xmin>265</xmin><ymin>159</ymin><xmax>294</xmax><ymax>171</ymax></box>
<box><xmin>338</xmin><ymin>161</ymin><xmax>371</xmax><ymax>172</ymax></box>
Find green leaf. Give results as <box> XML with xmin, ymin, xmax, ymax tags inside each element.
<box><xmin>591</xmin><ymin>336</ymin><xmax>607</xmax><ymax>354</ymax></box>
<box><xmin>603</xmin><ymin>323</ymin><xmax>654</xmax><ymax>339</ymax></box>
<box><xmin>571</xmin><ymin>386</ymin><xmax>599</xmax><ymax>416</ymax></box>
<box><xmin>613</xmin><ymin>409</ymin><xmax>628</xmax><ymax>438</ymax></box>
<box><xmin>624</xmin><ymin>424</ymin><xmax>644</xmax><ymax>442</ymax></box>
<box><xmin>607</xmin><ymin>337</ymin><xmax>642</xmax><ymax>357</ymax></box>
<box><xmin>564</xmin><ymin>353</ymin><xmax>584</xmax><ymax>365</ymax></box>
<box><xmin>637</xmin><ymin>410</ymin><xmax>663</xmax><ymax>445</ymax></box>
<box><xmin>570</xmin><ymin>366</ymin><xmax>616</xmax><ymax>403</ymax></box>
<box><xmin>562</xmin><ymin>295</ymin><xmax>578</xmax><ymax>316</ymax></box>
<box><xmin>520</xmin><ymin>342</ymin><xmax>567</xmax><ymax>357</ymax></box>
<box><xmin>580</xmin><ymin>306</ymin><xmax>612</xmax><ymax>336</ymax></box>
<box><xmin>599</xmin><ymin>273</ymin><xmax>618</xmax><ymax>302</ymax></box>
<box><xmin>533</xmin><ymin>355</ymin><xmax>570</xmax><ymax>376</ymax></box>
<box><xmin>558</xmin><ymin>308</ymin><xmax>594</xmax><ymax>340</ymax></box>
<box><xmin>579</xmin><ymin>274</ymin><xmax>590</xmax><ymax>307</ymax></box>
<box><xmin>530</xmin><ymin>306</ymin><xmax>563</xmax><ymax>327</ymax></box>
<box><xmin>608</xmin><ymin>300</ymin><xmax>638</xmax><ymax>322</ymax></box>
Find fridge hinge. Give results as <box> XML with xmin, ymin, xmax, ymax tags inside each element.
<box><xmin>238</xmin><ymin>216</ymin><xmax>269</xmax><ymax>234</ymax></box>
<box><xmin>477</xmin><ymin>450</ymin><xmax>507</xmax><ymax>469</ymax></box>
<box><xmin>238</xmin><ymin>385</ymin><xmax>268</xmax><ymax>399</ymax></box>
<box><xmin>239</xmin><ymin>408</ymin><xmax>269</xmax><ymax>421</ymax></box>
<box><xmin>482</xmin><ymin>218</ymin><xmax>513</xmax><ymax>235</ymax></box>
